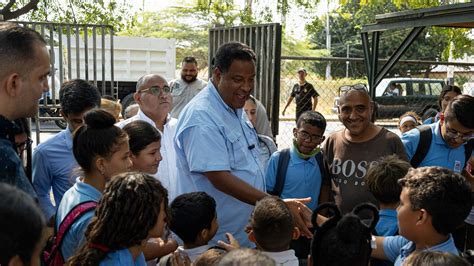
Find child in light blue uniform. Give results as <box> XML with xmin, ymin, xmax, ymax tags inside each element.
<box><xmin>67</xmin><ymin>172</ymin><xmax>169</xmax><ymax>266</ymax></box>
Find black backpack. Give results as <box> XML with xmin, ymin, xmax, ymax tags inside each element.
<box><xmin>268</xmin><ymin>148</ymin><xmax>327</xmax><ymax>197</ymax></box>
<box><xmin>410</xmin><ymin>125</ymin><xmax>473</xmax><ymax>169</ymax></box>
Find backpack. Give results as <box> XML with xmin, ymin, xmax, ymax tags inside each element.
<box><xmin>268</xmin><ymin>148</ymin><xmax>326</xmax><ymax>197</ymax></box>
<box><xmin>410</xmin><ymin>125</ymin><xmax>474</xmax><ymax>169</ymax></box>
<box><xmin>42</xmin><ymin>201</ymin><xmax>97</xmax><ymax>266</ymax></box>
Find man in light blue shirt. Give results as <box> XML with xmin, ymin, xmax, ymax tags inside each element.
<box><xmin>175</xmin><ymin>42</ymin><xmax>312</xmax><ymax>247</ymax></box>
<box><xmin>402</xmin><ymin>95</ymin><xmax>474</xmax><ymax>173</ymax></box>
<box><xmin>33</xmin><ymin>79</ymin><xmax>101</xmax><ymax>223</ymax></box>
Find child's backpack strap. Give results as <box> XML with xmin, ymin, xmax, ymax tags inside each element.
<box><xmin>43</xmin><ymin>201</ymin><xmax>97</xmax><ymax>265</ymax></box>
<box><xmin>269</xmin><ymin>148</ymin><xmax>290</xmax><ymax>197</ymax></box>
<box><xmin>410</xmin><ymin>125</ymin><xmax>432</xmax><ymax>168</ymax></box>
<box><xmin>464</xmin><ymin>139</ymin><xmax>474</xmax><ymax>168</ymax></box>
<box><xmin>315</xmin><ymin>151</ymin><xmax>329</xmax><ymax>179</ymax></box>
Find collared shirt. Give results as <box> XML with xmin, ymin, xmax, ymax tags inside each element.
<box><xmin>176</xmin><ymin>245</ymin><xmax>211</xmax><ymax>262</ymax></box>
<box><xmin>174</xmin><ymin>82</ymin><xmax>265</xmax><ymax>248</ymax></box>
<box><xmin>117</xmin><ymin>110</ymin><xmax>178</xmax><ymax>200</ymax></box>
<box><xmin>100</xmin><ymin>249</ymin><xmax>146</xmax><ymax>266</ymax></box>
<box><xmin>265</xmin><ymin>146</ymin><xmax>322</xmax><ymax>210</ymax></box>
<box><xmin>262</xmin><ymin>250</ymin><xmax>299</xmax><ymax>266</ymax></box>
<box><xmin>383</xmin><ymin>235</ymin><xmax>458</xmax><ymax>266</ymax></box>
<box><xmin>0</xmin><ymin>116</ymin><xmax>36</xmax><ymax>198</ymax></box>
<box><xmin>56</xmin><ymin>177</ymin><xmax>102</xmax><ymax>260</ymax></box>
<box><xmin>32</xmin><ymin>128</ymin><xmax>77</xmax><ymax>220</ymax></box>
<box><xmin>170</xmin><ymin>78</ymin><xmax>207</xmax><ymax>119</ymax></box>
<box><xmin>376</xmin><ymin>209</ymin><xmax>398</xmax><ymax>236</ymax></box>
<box><xmin>401</xmin><ymin>121</ymin><xmax>472</xmax><ymax>173</ymax></box>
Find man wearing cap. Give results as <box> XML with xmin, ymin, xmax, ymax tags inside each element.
<box><xmin>282</xmin><ymin>68</ymin><xmax>319</xmax><ymax>121</ymax></box>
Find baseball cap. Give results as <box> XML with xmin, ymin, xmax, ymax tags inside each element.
<box><xmin>297</xmin><ymin>68</ymin><xmax>307</xmax><ymax>73</ymax></box>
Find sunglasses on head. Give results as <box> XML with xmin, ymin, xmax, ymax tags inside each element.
<box><xmin>339</xmin><ymin>84</ymin><xmax>368</xmax><ymax>95</ymax></box>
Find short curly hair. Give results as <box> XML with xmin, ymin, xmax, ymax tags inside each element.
<box><xmin>398</xmin><ymin>167</ymin><xmax>471</xmax><ymax>235</ymax></box>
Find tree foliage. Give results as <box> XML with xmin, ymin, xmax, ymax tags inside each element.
<box><xmin>0</xmin><ymin>0</ymin><xmax>134</xmax><ymax>32</ymax></box>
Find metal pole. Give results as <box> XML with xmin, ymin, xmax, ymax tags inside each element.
<box><xmin>325</xmin><ymin>0</ymin><xmax>331</xmax><ymax>80</ymax></box>
<box><xmin>346</xmin><ymin>44</ymin><xmax>349</xmax><ymax>78</ymax></box>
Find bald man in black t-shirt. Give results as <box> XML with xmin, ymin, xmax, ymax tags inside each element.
<box><xmin>282</xmin><ymin>68</ymin><xmax>319</xmax><ymax>121</ymax></box>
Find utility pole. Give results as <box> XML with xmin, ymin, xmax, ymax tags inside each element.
<box><xmin>325</xmin><ymin>0</ymin><xmax>331</xmax><ymax>80</ymax></box>
<box><xmin>346</xmin><ymin>44</ymin><xmax>350</xmax><ymax>78</ymax></box>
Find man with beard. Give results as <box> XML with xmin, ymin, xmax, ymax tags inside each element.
<box><xmin>321</xmin><ymin>84</ymin><xmax>408</xmax><ymax>215</ymax></box>
<box><xmin>170</xmin><ymin>57</ymin><xmax>207</xmax><ymax>118</ymax></box>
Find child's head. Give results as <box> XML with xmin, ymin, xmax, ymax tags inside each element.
<box><xmin>67</xmin><ymin>172</ymin><xmax>169</xmax><ymax>265</ymax></box>
<box><xmin>0</xmin><ymin>184</ymin><xmax>45</xmax><ymax>266</ymax></box>
<box><xmin>366</xmin><ymin>155</ymin><xmax>411</xmax><ymax>205</ymax></box>
<box><xmin>249</xmin><ymin>196</ymin><xmax>296</xmax><ymax>252</ymax></box>
<box><xmin>310</xmin><ymin>203</ymin><xmax>379</xmax><ymax>266</ymax></box>
<box><xmin>123</xmin><ymin>120</ymin><xmax>162</xmax><ymax>174</ymax></box>
<box><xmin>169</xmin><ymin>192</ymin><xmax>217</xmax><ymax>245</ymax></box>
<box><xmin>194</xmin><ymin>248</ymin><xmax>225</xmax><ymax>266</ymax></box>
<box><xmin>218</xmin><ymin>248</ymin><xmax>275</xmax><ymax>266</ymax></box>
<box><xmin>405</xmin><ymin>250</ymin><xmax>470</xmax><ymax>266</ymax></box>
<box><xmin>293</xmin><ymin>111</ymin><xmax>326</xmax><ymax>155</ymax></box>
<box><xmin>100</xmin><ymin>96</ymin><xmax>122</xmax><ymax>122</ymax></box>
<box><xmin>244</xmin><ymin>96</ymin><xmax>258</xmax><ymax>127</ymax></box>
<box><xmin>398</xmin><ymin>111</ymin><xmax>420</xmax><ymax>133</ymax></box>
<box><xmin>397</xmin><ymin>167</ymin><xmax>471</xmax><ymax>240</ymax></box>
<box><xmin>73</xmin><ymin>109</ymin><xmax>131</xmax><ymax>179</ymax></box>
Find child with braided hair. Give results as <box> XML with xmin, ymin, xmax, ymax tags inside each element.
<box><xmin>67</xmin><ymin>172</ymin><xmax>169</xmax><ymax>265</ymax></box>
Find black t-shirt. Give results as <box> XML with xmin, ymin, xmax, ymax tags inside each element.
<box><xmin>290</xmin><ymin>82</ymin><xmax>318</xmax><ymax>112</ymax></box>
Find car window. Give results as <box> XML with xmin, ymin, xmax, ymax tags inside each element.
<box><xmin>399</xmin><ymin>82</ymin><xmax>407</xmax><ymax>96</ymax></box>
<box><xmin>413</xmin><ymin>82</ymin><xmax>427</xmax><ymax>95</ymax></box>
<box><xmin>430</xmin><ymin>82</ymin><xmax>443</xmax><ymax>95</ymax></box>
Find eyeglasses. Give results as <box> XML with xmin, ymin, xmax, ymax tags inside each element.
<box><xmin>445</xmin><ymin>124</ymin><xmax>474</xmax><ymax>142</ymax></box>
<box><xmin>339</xmin><ymin>84</ymin><xmax>368</xmax><ymax>95</ymax></box>
<box><xmin>16</xmin><ymin>137</ymin><xmax>33</xmax><ymax>153</ymax></box>
<box><xmin>297</xmin><ymin>131</ymin><xmax>324</xmax><ymax>143</ymax></box>
<box><xmin>139</xmin><ymin>86</ymin><xmax>172</xmax><ymax>96</ymax></box>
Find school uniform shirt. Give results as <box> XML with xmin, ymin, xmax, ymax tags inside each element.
<box><xmin>55</xmin><ymin>177</ymin><xmax>101</xmax><ymax>260</ymax></box>
<box><xmin>32</xmin><ymin>127</ymin><xmax>78</xmax><ymax>220</ymax></box>
<box><xmin>383</xmin><ymin>235</ymin><xmax>458</xmax><ymax>266</ymax></box>
<box><xmin>177</xmin><ymin>245</ymin><xmax>211</xmax><ymax>262</ymax></box>
<box><xmin>402</xmin><ymin>121</ymin><xmax>472</xmax><ymax>173</ymax></box>
<box><xmin>100</xmin><ymin>249</ymin><xmax>146</xmax><ymax>266</ymax></box>
<box><xmin>265</xmin><ymin>146</ymin><xmax>322</xmax><ymax>210</ymax></box>
<box><xmin>117</xmin><ymin>110</ymin><xmax>178</xmax><ymax>201</ymax></box>
<box><xmin>262</xmin><ymin>250</ymin><xmax>299</xmax><ymax>266</ymax></box>
<box><xmin>376</xmin><ymin>209</ymin><xmax>398</xmax><ymax>236</ymax></box>
<box><xmin>174</xmin><ymin>82</ymin><xmax>265</xmax><ymax>248</ymax></box>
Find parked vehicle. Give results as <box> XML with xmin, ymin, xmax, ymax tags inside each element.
<box><xmin>331</xmin><ymin>78</ymin><xmax>446</xmax><ymax>119</ymax></box>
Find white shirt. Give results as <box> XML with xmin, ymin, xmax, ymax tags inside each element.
<box><xmin>262</xmin><ymin>250</ymin><xmax>299</xmax><ymax>266</ymax></box>
<box><xmin>177</xmin><ymin>245</ymin><xmax>211</xmax><ymax>262</ymax></box>
<box><xmin>117</xmin><ymin>109</ymin><xmax>178</xmax><ymax>200</ymax></box>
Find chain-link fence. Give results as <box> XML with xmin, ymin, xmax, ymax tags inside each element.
<box><xmin>275</xmin><ymin>56</ymin><xmax>474</xmax><ymax>149</ymax></box>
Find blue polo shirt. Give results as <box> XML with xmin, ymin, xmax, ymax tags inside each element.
<box><xmin>265</xmin><ymin>147</ymin><xmax>322</xmax><ymax>210</ymax></box>
<box><xmin>401</xmin><ymin>121</ymin><xmax>472</xmax><ymax>173</ymax></box>
<box><xmin>100</xmin><ymin>249</ymin><xmax>146</xmax><ymax>266</ymax></box>
<box><xmin>376</xmin><ymin>209</ymin><xmax>398</xmax><ymax>236</ymax></box>
<box><xmin>174</xmin><ymin>82</ymin><xmax>265</xmax><ymax>248</ymax></box>
<box><xmin>55</xmin><ymin>177</ymin><xmax>101</xmax><ymax>261</ymax></box>
<box><xmin>383</xmin><ymin>235</ymin><xmax>458</xmax><ymax>266</ymax></box>
<box><xmin>33</xmin><ymin>128</ymin><xmax>78</xmax><ymax>220</ymax></box>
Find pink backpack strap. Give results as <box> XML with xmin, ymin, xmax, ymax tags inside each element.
<box><xmin>55</xmin><ymin>201</ymin><xmax>98</xmax><ymax>248</ymax></box>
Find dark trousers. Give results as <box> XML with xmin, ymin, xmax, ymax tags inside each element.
<box><xmin>453</xmin><ymin>222</ymin><xmax>474</xmax><ymax>252</ymax></box>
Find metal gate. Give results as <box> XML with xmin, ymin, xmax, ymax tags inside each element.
<box><xmin>209</xmin><ymin>23</ymin><xmax>282</xmax><ymax>135</ymax></box>
<box><xmin>15</xmin><ymin>21</ymin><xmax>115</xmax><ymax>137</ymax></box>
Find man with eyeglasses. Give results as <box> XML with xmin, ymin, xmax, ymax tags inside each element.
<box><xmin>174</xmin><ymin>42</ymin><xmax>313</xmax><ymax>248</ymax></box>
<box><xmin>401</xmin><ymin>94</ymin><xmax>474</xmax><ymax>250</ymax></box>
<box><xmin>170</xmin><ymin>57</ymin><xmax>207</xmax><ymax>119</ymax></box>
<box><xmin>321</xmin><ymin>84</ymin><xmax>408</xmax><ymax>215</ymax></box>
<box><xmin>116</xmin><ymin>74</ymin><xmax>178</xmax><ymax>200</ymax></box>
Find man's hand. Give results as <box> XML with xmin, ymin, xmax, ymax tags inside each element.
<box><xmin>217</xmin><ymin>232</ymin><xmax>241</xmax><ymax>251</ymax></box>
<box><xmin>283</xmin><ymin>197</ymin><xmax>313</xmax><ymax>238</ymax></box>
<box><xmin>170</xmin><ymin>250</ymin><xmax>191</xmax><ymax>266</ymax></box>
